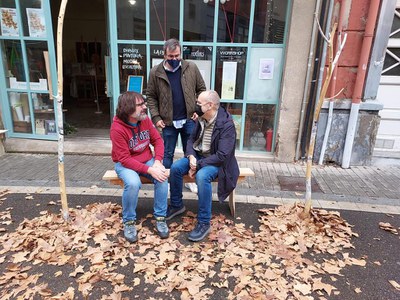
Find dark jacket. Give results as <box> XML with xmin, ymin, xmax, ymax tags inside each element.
<box><xmin>186</xmin><ymin>106</ymin><xmax>240</xmax><ymax>202</ymax></box>
<box><xmin>146</xmin><ymin>60</ymin><xmax>206</xmax><ymax>126</ymax></box>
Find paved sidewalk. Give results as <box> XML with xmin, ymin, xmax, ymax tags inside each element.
<box><xmin>1</xmin><ymin>153</ymin><xmax>399</xmax><ymax>214</ymax></box>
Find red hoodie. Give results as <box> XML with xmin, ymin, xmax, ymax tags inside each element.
<box><xmin>110</xmin><ymin>116</ymin><xmax>164</xmax><ymax>174</ymax></box>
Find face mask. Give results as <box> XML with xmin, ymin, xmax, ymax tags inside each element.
<box><xmin>167</xmin><ymin>59</ymin><xmax>180</xmax><ymax>69</ymax></box>
<box><xmin>195</xmin><ymin>104</ymin><xmax>205</xmax><ymax>117</ymax></box>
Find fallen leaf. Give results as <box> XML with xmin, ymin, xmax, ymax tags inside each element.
<box><xmin>389</xmin><ymin>280</ymin><xmax>400</xmax><ymax>291</ymax></box>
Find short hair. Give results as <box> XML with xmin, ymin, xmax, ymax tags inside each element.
<box><xmin>163</xmin><ymin>38</ymin><xmax>181</xmax><ymax>54</ymax></box>
<box><xmin>116</xmin><ymin>91</ymin><xmax>144</xmax><ymax>123</ymax></box>
<box><xmin>202</xmin><ymin>90</ymin><xmax>220</xmax><ymax>108</ymax></box>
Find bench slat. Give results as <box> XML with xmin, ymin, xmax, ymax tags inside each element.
<box><xmin>102</xmin><ymin>167</ymin><xmax>254</xmax><ymax>217</ymax></box>
<box><xmin>102</xmin><ymin>168</ymin><xmax>254</xmax><ymax>182</ymax></box>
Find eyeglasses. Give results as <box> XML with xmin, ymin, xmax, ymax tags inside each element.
<box><xmin>166</xmin><ymin>54</ymin><xmax>180</xmax><ymax>59</ymax></box>
<box><xmin>196</xmin><ymin>101</ymin><xmax>210</xmax><ymax>106</ymax></box>
<box><xmin>136</xmin><ymin>101</ymin><xmax>147</xmax><ymax>107</ymax></box>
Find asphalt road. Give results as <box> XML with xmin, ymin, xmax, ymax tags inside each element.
<box><xmin>0</xmin><ymin>193</ymin><xmax>399</xmax><ymax>299</ymax></box>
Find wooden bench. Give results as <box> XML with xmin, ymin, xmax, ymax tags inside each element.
<box><xmin>102</xmin><ymin>167</ymin><xmax>255</xmax><ymax>217</ymax></box>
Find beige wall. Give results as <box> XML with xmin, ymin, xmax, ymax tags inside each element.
<box><xmin>276</xmin><ymin>0</ymin><xmax>317</xmax><ymax>162</ymax></box>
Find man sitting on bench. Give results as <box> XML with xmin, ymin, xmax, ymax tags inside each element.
<box><xmin>110</xmin><ymin>91</ymin><xmax>169</xmax><ymax>243</ymax></box>
<box><xmin>167</xmin><ymin>90</ymin><xmax>239</xmax><ymax>242</ymax></box>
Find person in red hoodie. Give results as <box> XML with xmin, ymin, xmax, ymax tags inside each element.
<box><xmin>110</xmin><ymin>91</ymin><xmax>169</xmax><ymax>243</ymax></box>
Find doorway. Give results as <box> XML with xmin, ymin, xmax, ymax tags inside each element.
<box><xmin>50</xmin><ymin>0</ymin><xmax>110</xmax><ymax>139</ymax></box>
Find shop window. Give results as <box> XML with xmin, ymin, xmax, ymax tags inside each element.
<box><xmin>118</xmin><ymin>43</ymin><xmax>147</xmax><ymax>94</ymax></box>
<box><xmin>25</xmin><ymin>40</ymin><xmax>48</xmax><ymax>84</ymax></box>
<box><xmin>252</xmin><ymin>0</ymin><xmax>288</xmax><ymax>44</ymax></box>
<box><xmin>183</xmin><ymin>1</ymin><xmax>214</xmax><ymax>42</ymax></box>
<box><xmin>215</xmin><ymin>46</ymin><xmax>246</xmax><ymax>100</ymax></box>
<box><xmin>150</xmin><ymin>0</ymin><xmax>180</xmax><ymax>41</ymax></box>
<box><xmin>221</xmin><ymin>102</ymin><xmax>243</xmax><ymax>150</ymax></box>
<box><xmin>182</xmin><ymin>45</ymin><xmax>212</xmax><ymax>90</ymax></box>
<box><xmin>243</xmin><ymin>104</ymin><xmax>275</xmax><ymax>152</ymax></box>
<box><xmin>8</xmin><ymin>91</ymin><xmax>32</xmax><ymax>133</ymax></box>
<box><xmin>217</xmin><ymin>0</ymin><xmax>250</xmax><ymax>43</ymax></box>
<box><xmin>117</xmin><ymin>0</ymin><xmax>146</xmax><ymax>40</ymax></box>
<box><xmin>32</xmin><ymin>93</ymin><xmax>55</xmax><ymax>136</ymax></box>
<box><xmin>1</xmin><ymin>40</ymin><xmax>25</xmax><ymax>86</ymax></box>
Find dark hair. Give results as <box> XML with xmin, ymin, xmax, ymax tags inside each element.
<box><xmin>163</xmin><ymin>38</ymin><xmax>180</xmax><ymax>54</ymax></box>
<box><xmin>116</xmin><ymin>91</ymin><xmax>143</xmax><ymax>123</ymax></box>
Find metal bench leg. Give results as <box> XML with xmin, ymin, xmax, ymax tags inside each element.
<box><xmin>229</xmin><ymin>189</ymin><xmax>236</xmax><ymax>217</ymax></box>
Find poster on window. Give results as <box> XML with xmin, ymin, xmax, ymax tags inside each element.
<box><xmin>0</xmin><ymin>8</ymin><xmax>19</xmax><ymax>36</ymax></box>
<box><xmin>221</xmin><ymin>61</ymin><xmax>237</xmax><ymax>100</ymax></box>
<box><xmin>27</xmin><ymin>8</ymin><xmax>46</xmax><ymax>37</ymax></box>
<box><xmin>259</xmin><ymin>58</ymin><xmax>274</xmax><ymax>80</ymax></box>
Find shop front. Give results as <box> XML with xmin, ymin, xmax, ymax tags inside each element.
<box><xmin>107</xmin><ymin>0</ymin><xmax>291</xmax><ymax>153</ymax></box>
<box><xmin>0</xmin><ymin>0</ymin><xmax>291</xmax><ymax>155</ymax></box>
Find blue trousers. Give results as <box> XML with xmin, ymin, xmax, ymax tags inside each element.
<box><xmin>170</xmin><ymin>157</ymin><xmax>219</xmax><ymax>224</ymax></box>
<box><xmin>115</xmin><ymin>158</ymin><xmax>168</xmax><ymax>223</ymax></box>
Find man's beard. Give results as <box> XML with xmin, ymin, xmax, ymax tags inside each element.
<box><xmin>132</xmin><ymin>110</ymin><xmax>147</xmax><ymax>121</ymax></box>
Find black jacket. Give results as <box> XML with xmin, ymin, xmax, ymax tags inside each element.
<box><xmin>186</xmin><ymin>106</ymin><xmax>240</xmax><ymax>202</ymax></box>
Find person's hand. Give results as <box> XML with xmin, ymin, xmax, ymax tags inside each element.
<box><xmin>153</xmin><ymin>159</ymin><xmax>166</xmax><ymax>172</ymax></box>
<box><xmin>188</xmin><ymin>155</ymin><xmax>197</xmax><ymax>171</ymax></box>
<box><xmin>188</xmin><ymin>168</ymin><xmax>196</xmax><ymax>179</ymax></box>
<box><xmin>156</xmin><ymin>120</ymin><xmax>165</xmax><ymax>129</ymax></box>
<box><xmin>191</xmin><ymin>112</ymin><xmax>198</xmax><ymax>121</ymax></box>
<box><xmin>148</xmin><ymin>166</ymin><xmax>169</xmax><ymax>182</ymax></box>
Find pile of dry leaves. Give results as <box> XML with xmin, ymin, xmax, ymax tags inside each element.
<box><xmin>0</xmin><ymin>191</ymin><xmax>366</xmax><ymax>299</ymax></box>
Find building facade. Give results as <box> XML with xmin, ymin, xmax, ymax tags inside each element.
<box><xmin>0</xmin><ymin>0</ymin><xmax>397</xmax><ymax>165</ymax></box>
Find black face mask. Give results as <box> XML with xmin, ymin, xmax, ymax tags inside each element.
<box><xmin>195</xmin><ymin>104</ymin><xmax>204</xmax><ymax>117</ymax></box>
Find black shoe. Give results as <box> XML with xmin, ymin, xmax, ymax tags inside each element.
<box><xmin>188</xmin><ymin>222</ymin><xmax>211</xmax><ymax>242</ymax></box>
<box><xmin>166</xmin><ymin>205</ymin><xmax>186</xmax><ymax>221</ymax></box>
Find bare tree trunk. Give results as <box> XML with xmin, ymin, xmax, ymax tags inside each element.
<box><xmin>56</xmin><ymin>0</ymin><xmax>69</xmax><ymax>221</ymax></box>
<box><xmin>304</xmin><ymin>23</ymin><xmax>344</xmax><ymax>216</ymax></box>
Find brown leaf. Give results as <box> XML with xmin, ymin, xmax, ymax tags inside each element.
<box><xmin>389</xmin><ymin>280</ymin><xmax>400</xmax><ymax>291</ymax></box>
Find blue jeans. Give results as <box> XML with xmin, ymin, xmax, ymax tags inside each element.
<box><xmin>115</xmin><ymin>158</ymin><xmax>168</xmax><ymax>223</ymax></box>
<box><xmin>162</xmin><ymin>119</ymin><xmax>195</xmax><ymax>168</ymax></box>
<box><xmin>170</xmin><ymin>157</ymin><xmax>219</xmax><ymax>224</ymax></box>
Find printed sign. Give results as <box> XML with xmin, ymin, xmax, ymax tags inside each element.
<box><xmin>1</xmin><ymin>8</ymin><xmax>19</xmax><ymax>36</ymax></box>
<box><xmin>127</xmin><ymin>75</ymin><xmax>143</xmax><ymax>94</ymax></box>
<box><xmin>27</xmin><ymin>8</ymin><xmax>46</xmax><ymax>37</ymax></box>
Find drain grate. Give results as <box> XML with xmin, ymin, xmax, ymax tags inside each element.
<box><xmin>277</xmin><ymin>176</ymin><xmax>322</xmax><ymax>193</ymax></box>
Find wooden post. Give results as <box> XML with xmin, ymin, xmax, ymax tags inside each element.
<box><xmin>56</xmin><ymin>0</ymin><xmax>69</xmax><ymax>221</ymax></box>
<box><xmin>303</xmin><ymin>22</ymin><xmax>347</xmax><ymax>216</ymax></box>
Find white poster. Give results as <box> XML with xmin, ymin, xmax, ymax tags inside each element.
<box><xmin>26</xmin><ymin>8</ymin><xmax>46</xmax><ymax>38</ymax></box>
<box><xmin>221</xmin><ymin>61</ymin><xmax>237</xmax><ymax>99</ymax></box>
<box><xmin>1</xmin><ymin>8</ymin><xmax>19</xmax><ymax>36</ymax></box>
<box><xmin>259</xmin><ymin>58</ymin><xmax>274</xmax><ymax>80</ymax></box>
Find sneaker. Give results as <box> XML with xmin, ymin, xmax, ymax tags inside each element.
<box><xmin>185</xmin><ymin>182</ymin><xmax>198</xmax><ymax>194</ymax></box>
<box><xmin>155</xmin><ymin>217</ymin><xmax>169</xmax><ymax>239</ymax></box>
<box><xmin>188</xmin><ymin>222</ymin><xmax>211</xmax><ymax>242</ymax></box>
<box><xmin>166</xmin><ymin>205</ymin><xmax>186</xmax><ymax>220</ymax></box>
<box><xmin>123</xmin><ymin>221</ymin><xmax>138</xmax><ymax>243</ymax></box>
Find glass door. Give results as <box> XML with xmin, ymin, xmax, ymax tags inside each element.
<box><xmin>0</xmin><ymin>0</ymin><xmax>57</xmax><ymax>139</ymax></box>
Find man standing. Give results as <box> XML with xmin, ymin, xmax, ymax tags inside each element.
<box><xmin>110</xmin><ymin>92</ymin><xmax>169</xmax><ymax>243</ymax></box>
<box><xmin>167</xmin><ymin>90</ymin><xmax>239</xmax><ymax>242</ymax></box>
<box><xmin>147</xmin><ymin>38</ymin><xmax>206</xmax><ymax>192</ymax></box>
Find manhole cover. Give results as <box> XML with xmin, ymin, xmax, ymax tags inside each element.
<box><xmin>277</xmin><ymin>176</ymin><xmax>322</xmax><ymax>193</ymax></box>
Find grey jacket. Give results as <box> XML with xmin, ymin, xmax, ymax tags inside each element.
<box><xmin>146</xmin><ymin>60</ymin><xmax>206</xmax><ymax>126</ymax></box>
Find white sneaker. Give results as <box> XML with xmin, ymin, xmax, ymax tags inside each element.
<box><xmin>185</xmin><ymin>182</ymin><xmax>198</xmax><ymax>194</ymax></box>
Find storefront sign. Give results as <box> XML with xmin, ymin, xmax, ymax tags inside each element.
<box><xmin>219</xmin><ymin>50</ymin><xmax>245</xmax><ymax>60</ymax></box>
<box><xmin>121</xmin><ymin>48</ymin><xmax>143</xmax><ymax>70</ymax></box>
